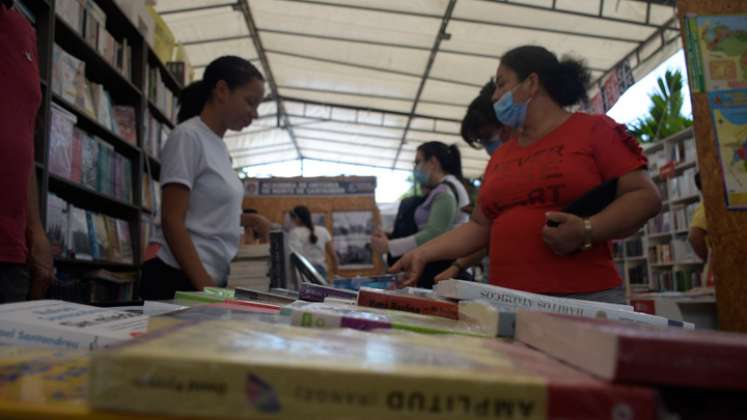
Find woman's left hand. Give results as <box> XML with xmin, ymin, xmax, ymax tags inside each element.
<box><xmin>371</xmin><ymin>231</ymin><xmax>389</xmax><ymax>254</ymax></box>
<box><xmin>542</xmin><ymin>212</ymin><xmax>585</xmax><ymax>256</ymax></box>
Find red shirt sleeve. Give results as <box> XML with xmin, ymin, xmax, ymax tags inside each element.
<box><xmin>590</xmin><ymin>115</ymin><xmax>648</xmax><ymax>180</ymax></box>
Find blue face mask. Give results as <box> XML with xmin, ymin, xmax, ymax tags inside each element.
<box><xmin>413</xmin><ymin>167</ymin><xmax>429</xmax><ymax>185</ymax></box>
<box><xmin>484</xmin><ymin>140</ymin><xmax>502</xmax><ymax>156</ymax></box>
<box><xmin>493</xmin><ymin>88</ymin><xmax>530</xmax><ymax>129</ymax></box>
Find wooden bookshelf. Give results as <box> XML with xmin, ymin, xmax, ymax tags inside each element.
<box><xmin>621</xmin><ymin>128</ymin><xmax>705</xmax><ymax>299</ymax></box>
<box><xmin>32</xmin><ymin>0</ymin><xmax>182</xmax><ymax>303</ymax></box>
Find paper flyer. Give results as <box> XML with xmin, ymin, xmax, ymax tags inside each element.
<box><xmin>708</xmin><ymin>89</ymin><xmax>747</xmax><ymax>208</ymax></box>
<box><xmin>685</xmin><ymin>15</ymin><xmax>747</xmax><ymax>93</ymax></box>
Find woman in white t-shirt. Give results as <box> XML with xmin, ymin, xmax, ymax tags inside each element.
<box><xmin>140</xmin><ymin>56</ymin><xmax>265</xmax><ymax>299</ymax></box>
<box><xmin>288</xmin><ymin>206</ymin><xmax>338</xmax><ymax>280</ymax></box>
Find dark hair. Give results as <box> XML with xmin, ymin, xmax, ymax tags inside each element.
<box><xmin>501</xmin><ymin>45</ymin><xmax>590</xmax><ymax>107</ymax></box>
<box><xmin>177</xmin><ymin>56</ymin><xmax>265</xmax><ymax>123</ymax></box>
<box><xmin>461</xmin><ymin>80</ymin><xmax>501</xmax><ymax>149</ymax></box>
<box><xmin>291</xmin><ymin>205</ymin><xmax>317</xmax><ymax>244</ymax></box>
<box><xmin>417</xmin><ymin>141</ymin><xmax>463</xmax><ymax>181</ymax></box>
<box><xmin>695</xmin><ymin>171</ymin><xmax>701</xmax><ymax>191</ymax></box>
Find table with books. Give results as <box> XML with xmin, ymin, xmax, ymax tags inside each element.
<box><xmin>0</xmin><ymin>278</ymin><xmax>745</xmax><ymax>420</ymax></box>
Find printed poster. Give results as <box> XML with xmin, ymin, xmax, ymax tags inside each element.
<box><xmin>685</xmin><ymin>15</ymin><xmax>747</xmax><ymax>93</ymax></box>
<box><xmin>708</xmin><ymin>89</ymin><xmax>747</xmax><ymax>208</ymax></box>
<box><xmin>332</xmin><ymin>211</ymin><xmax>374</xmax><ymax>269</ymax></box>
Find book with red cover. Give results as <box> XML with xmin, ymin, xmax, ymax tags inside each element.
<box><xmin>515</xmin><ymin>310</ymin><xmax>747</xmax><ymax>390</ymax></box>
<box><xmin>357</xmin><ymin>286</ymin><xmax>459</xmax><ymax>320</ymax></box>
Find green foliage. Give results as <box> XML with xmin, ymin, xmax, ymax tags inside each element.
<box><xmin>627</xmin><ymin>69</ymin><xmax>693</xmax><ymax>143</ymax></box>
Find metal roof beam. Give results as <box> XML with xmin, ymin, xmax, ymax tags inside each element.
<box><xmin>159</xmin><ymin>2</ymin><xmax>238</xmax><ymax>15</ymax></box>
<box><xmin>181</xmin><ymin>34</ymin><xmax>252</xmax><ymax>46</ymax></box>
<box><xmin>276</xmin><ymin>0</ymin><xmax>671</xmax><ymax>30</ymax></box>
<box><xmin>590</xmin><ymin>16</ymin><xmax>678</xmax><ymax>91</ymax></box>
<box><xmin>281</xmin><ymin>96</ymin><xmax>462</xmax><ymax>123</ymax></box>
<box><xmin>392</xmin><ymin>0</ymin><xmax>457</xmax><ymax>170</ymax></box>
<box><xmin>265</xmin><ymin>49</ymin><xmax>481</xmax><ymax>88</ymax></box>
<box><xmin>278</xmin><ymin>84</ymin><xmax>468</xmax><ymax>108</ymax></box>
<box><xmin>283</xmin><ymin>114</ymin><xmax>460</xmax><ymax>137</ymax></box>
<box><xmin>238</xmin><ymin>0</ymin><xmax>303</xmax><ymax>159</ymax></box>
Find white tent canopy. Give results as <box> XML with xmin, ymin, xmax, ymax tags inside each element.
<box><xmin>156</xmin><ymin>0</ymin><xmax>681</xmax><ymax>178</ymax></box>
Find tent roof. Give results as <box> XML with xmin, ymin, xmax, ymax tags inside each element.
<box><xmin>156</xmin><ymin>0</ymin><xmax>681</xmax><ymax>177</ymax></box>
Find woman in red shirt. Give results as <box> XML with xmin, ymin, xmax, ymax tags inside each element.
<box><xmin>391</xmin><ymin>46</ymin><xmax>661</xmax><ymax>303</ymax></box>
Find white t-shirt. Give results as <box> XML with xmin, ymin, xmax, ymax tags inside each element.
<box><xmin>288</xmin><ymin>225</ymin><xmax>331</xmax><ymax>267</ymax></box>
<box><xmin>154</xmin><ymin>116</ymin><xmax>244</xmax><ymax>283</ymax></box>
<box><xmin>443</xmin><ymin>174</ymin><xmax>470</xmax><ymax>225</ymax></box>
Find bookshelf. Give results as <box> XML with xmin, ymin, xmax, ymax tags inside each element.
<box><xmin>22</xmin><ymin>0</ymin><xmax>181</xmax><ymax>304</ymax></box>
<box><xmin>618</xmin><ymin>128</ymin><xmax>706</xmax><ymax>298</ymax></box>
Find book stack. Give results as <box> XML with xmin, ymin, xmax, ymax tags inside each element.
<box><xmin>672</xmin><ymin>202</ymin><xmax>699</xmax><ymax>232</ymax></box>
<box><xmin>227</xmin><ymin>244</ymin><xmax>271</xmax><ymax>291</ymax></box>
<box><xmin>47</xmin><ymin>193</ymin><xmax>134</xmax><ymax>264</ymax></box>
<box><xmin>87</xmin><ymin>319</ymin><xmax>659</xmax><ymax>419</ymax></box>
<box><xmin>143</xmin><ymin>110</ymin><xmax>170</xmax><ymax>158</ymax></box>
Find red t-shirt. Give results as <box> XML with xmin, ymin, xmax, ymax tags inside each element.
<box><xmin>0</xmin><ymin>6</ymin><xmax>41</xmax><ymax>263</ymax></box>
<box><xmin>479</xmin><ymin>113</ymin><xmax>647</xmax><ymax>293</ymax></box>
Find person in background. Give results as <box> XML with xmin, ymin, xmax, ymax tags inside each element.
<box><xmin>288</xmin><ymin>205</ymin><xmax>338</xmax><ymax>280</ymax></box>
<box><xmin>392</xmin><ymin>46</ymin><xmax>661</xmax><ymax>303</ymax></box>
<box><xmin>688</xmin><ymin>171</ymin><xmax>715</xmax><ymax>288</ymax></box>
<box><xmin>140</xmin><ymin>56</ymin><xmax>265</xmax><ymax>299</ymax></box>
<box><xmin>436</xmin><ymin>80</ymin><xmax>512</xmax><ymax>282</ymax></box>
<box><xmin>371</xmin><ymin>141</ymin><xmax>469</xmax><ymax>288</ymax></box>
<box><xmin>460</xmin><ymin>79</ymin><xmax>512</xmax><ymax>156</ymax></box>
<box><xmin>241</xmin><ymin>208</ymin><xmax>272</xmax><ymax>244</ymax></box>
<box><xmin>688</xmin><ymin>172</ymin><xmax>709</xmax><ymax>262</ymax></box>
<box><xmin>0</xmin><ymin>0</ymin><xmax>54</xmax><ymax>302</ymax></box>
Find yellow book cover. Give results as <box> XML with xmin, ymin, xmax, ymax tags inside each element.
<box><xmin>90</xmin><ymin>320</ymin><xmax>656</xmax><ymax>420</ymax></box>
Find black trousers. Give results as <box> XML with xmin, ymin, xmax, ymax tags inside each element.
<box><xmin>0</xmin><ymin>263</ymin><xmax>30</xmax><ymax>303</ymax></box>
<box><xmin>140</xmin><ymin>257</ymin><xmax>196</xmax><ymax>300</ymax></box>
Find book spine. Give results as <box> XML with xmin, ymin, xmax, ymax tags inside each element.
<box><xmin>357</xmin><ymin>290</ymin><xmax>459</xmax><ymax>320</ymax></box>
<box><xmin>90</xmin><ymin>355</ymin><xmax>550</xmax><ymax>419</ymax></box>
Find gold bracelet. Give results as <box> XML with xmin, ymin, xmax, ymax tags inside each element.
<box><xmin>581</xmin><ymin>218</ymin><xmax>593</xmax><ymax>251</ymax></box>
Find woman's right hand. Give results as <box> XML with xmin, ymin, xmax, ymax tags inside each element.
<box><xmin>388</xmin><ymin>250</ymin><xmax>427</xmax><ymax>288</ymax></box>
<box><xmin>433</xmin><ymin>264</ymin><xmax>459</xmax><ymax>283</ymax></box>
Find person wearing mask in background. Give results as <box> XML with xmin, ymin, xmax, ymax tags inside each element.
<box><xmin>436</xmin><ymin>80</ymin><xmax>512</xmax><ymax>282</ymax></box>
<box><xmin>372</xmin><ymin>141</ymin><xmax>469</xmax><ymax>288</ymax></box>
<box><xmin>140</xmin><ymin>56</ymin><xmax>265</xmax><ymax>299</ymax></box>
<box><xmin>288</xmin><ymin>205</ymin><xmax>338</xmax><ymax>280</ymax></box>
<box><xmin>0</xmin><ymin>0</ymin><xmax>54</xmax><ymax>302</ymax></box>
<box><xmin>392</xmin><ymin>46</ymin><xmax>661</xmax><ymax>304</ymax></box>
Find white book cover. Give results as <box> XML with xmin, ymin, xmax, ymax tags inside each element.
<box><xmin>0</xmin><ymin>300</ymin><xmax>149</xmax><ymax>351</ymax></box>
<box><xmin>436</xmin><ymin>280</ymin><xmax>633</xmax><ymax>311</ymax></box>
<box><xmin>434</xmin><ymin>280</ymin><xmax>685</xmax><ymax>329</ymax></box>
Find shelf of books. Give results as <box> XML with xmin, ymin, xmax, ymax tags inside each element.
<box><xmin>619</xmin><ymin>128</ymin><xmax>706</xmax><ymax>301</ymax></box>
<box><xmin>35</xmin><ymin>0</ymin><xmax>182</xmax><ymax>305</ymax></box>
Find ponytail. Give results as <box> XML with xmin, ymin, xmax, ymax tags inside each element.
<box><xmin>501</xmin><ymin>45</ymin><xmax>591</xmax><ymax>107</ymax></box>
<box><xmin>177</xmin><ymin>80</ymin><xmax>209</xmax><ymax>123</ymax></box>
<box><xmin>177</xmin><ymin>55</ymin><xmax>265</xmax><ymax>123</ymax></box>
<box><xmin>417</xmin><ymin>141</ymin><xmax>464</xmax><ymax>182</ymax></box>
<box><xmin>445</xmin><ymin>144</ymin><xmax>463</xmax><ymax>181</ymax></box>
<box><xmin>291</xmin><ymin>205</ymin><xmax>317</xmax><ymax>244</ymax></box>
